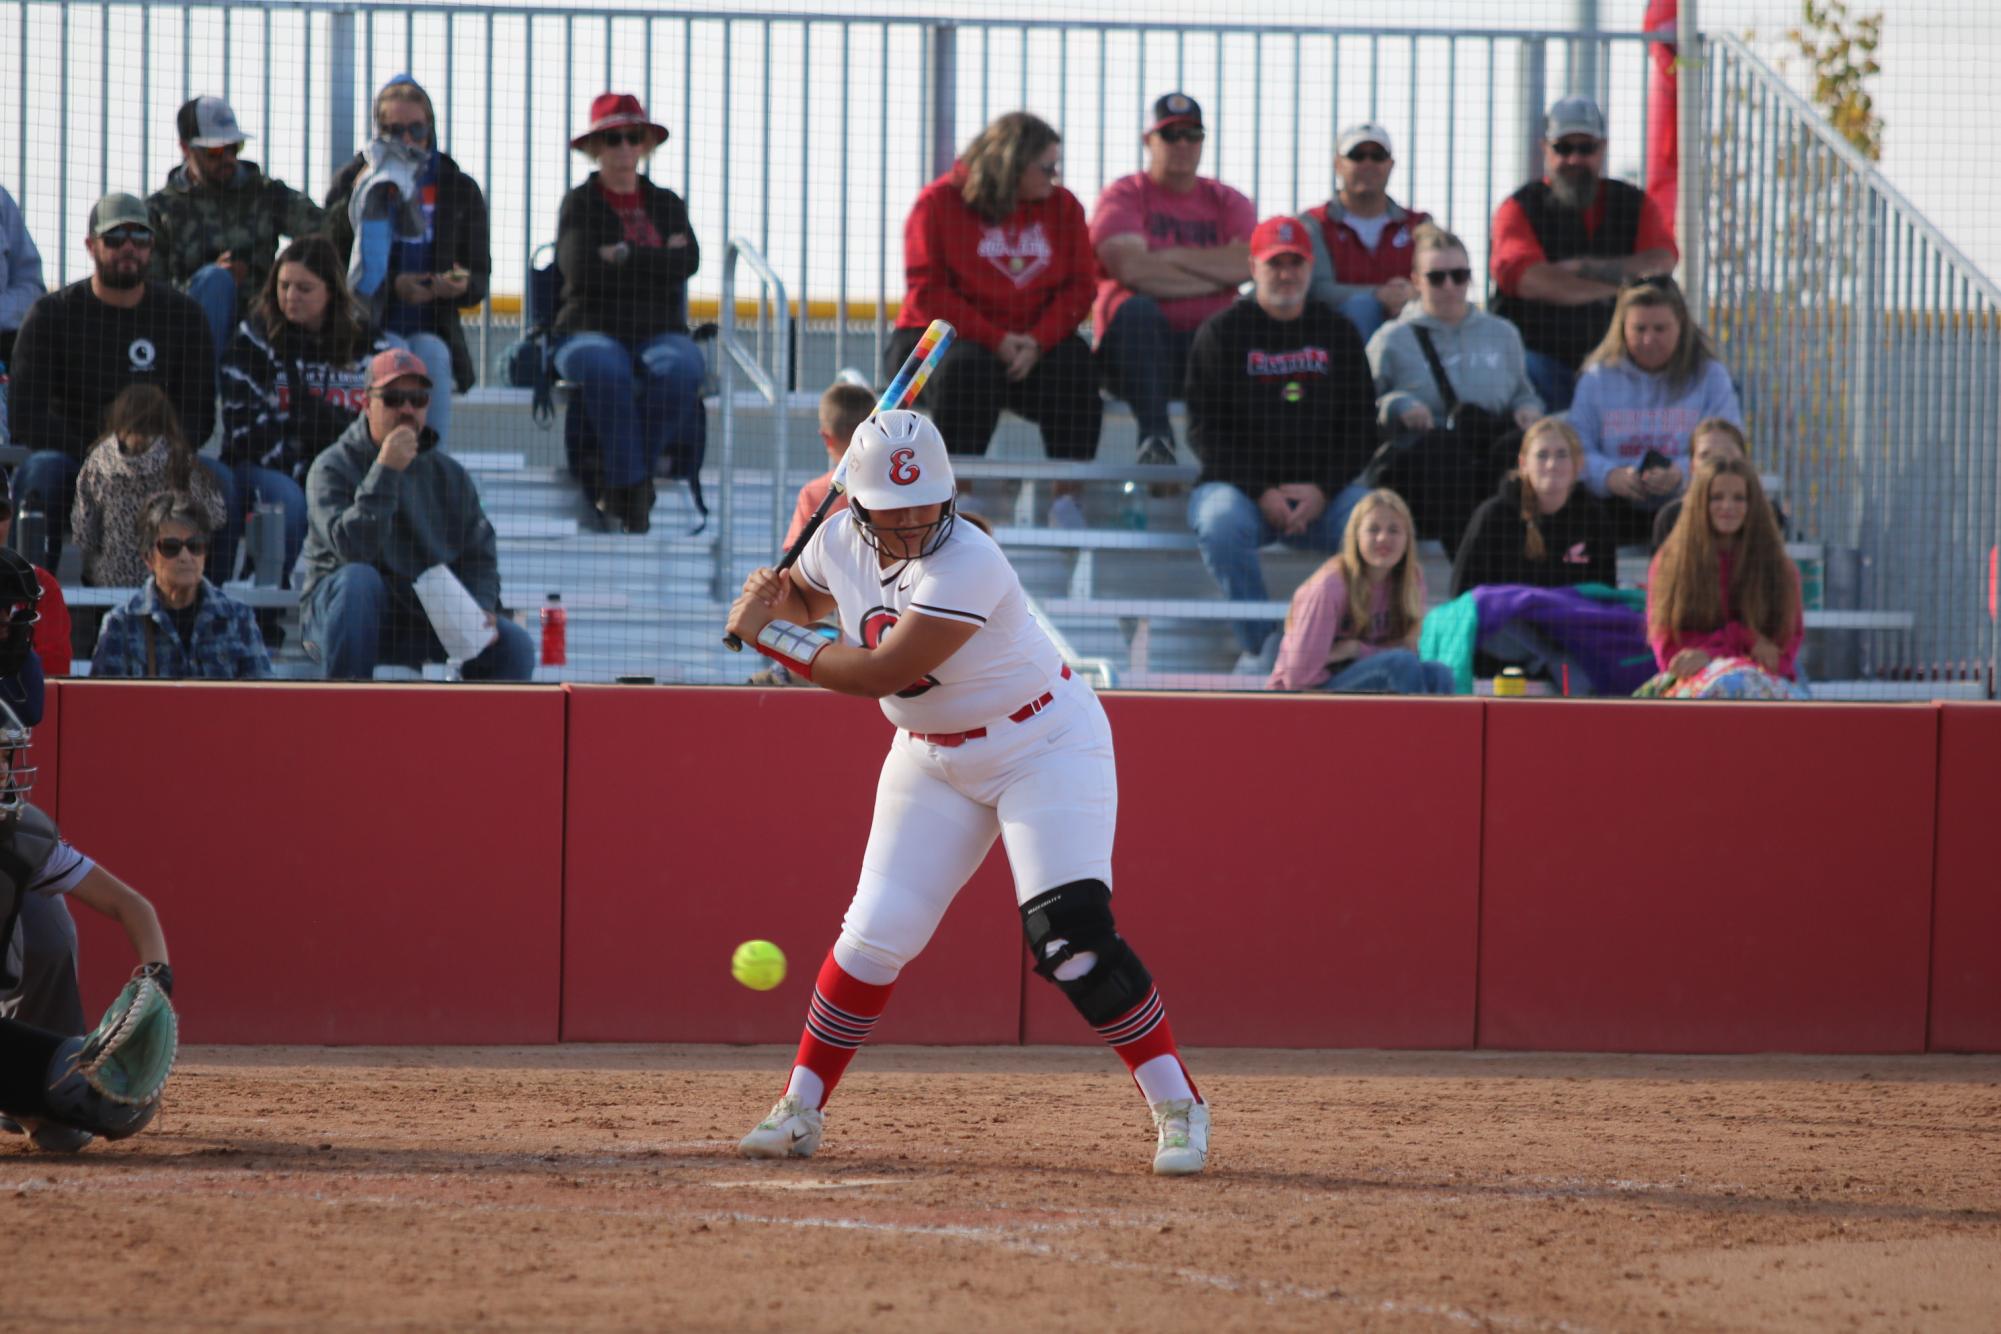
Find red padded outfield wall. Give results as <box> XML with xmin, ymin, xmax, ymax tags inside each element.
<box><xmin>36</xmin><ymin>683</ymin><xmax>2001</xmax><ymax>1051</ymax></box>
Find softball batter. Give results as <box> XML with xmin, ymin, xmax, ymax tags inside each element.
<box><xmin>726</xmin><ymin>409</ymin><xmax>1208</xmax><ymax>1175</ymax></box>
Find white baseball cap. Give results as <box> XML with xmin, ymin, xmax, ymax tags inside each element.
<box><xmin>1338</xmin><ymin>122</ymin><xmax>1394</xmax><ymax>158</ymax></box>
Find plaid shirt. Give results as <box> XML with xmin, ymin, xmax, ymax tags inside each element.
<box><xmin>89</xmin><ymin>580</ymin><xmax>273</xmax><ymax>680</ymax></box>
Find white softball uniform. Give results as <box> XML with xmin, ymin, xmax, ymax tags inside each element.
<box><xmin>796</xmin><ymin>512</ymin><xmax>1117</xmax><ymax>976</ymax></box>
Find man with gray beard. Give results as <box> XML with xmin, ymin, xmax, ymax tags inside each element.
<box><xmin>1490</xmin><ymin>97</ymin><xmax>1678</xmax><ymax>411</ymax></box>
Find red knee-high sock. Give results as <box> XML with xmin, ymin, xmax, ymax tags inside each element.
<box><xmin>1096</xmin><ymin>985</ymin><xmax>1200</xmax><ymax>1102</ymax></box>
<box><xmin>789</xmin><ymin>950</ymin><xmax>896</xmax><ymax>1108</ymax></box>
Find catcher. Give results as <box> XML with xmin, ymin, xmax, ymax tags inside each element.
<box><xmin>0</xmin><ymin>549</ymin><xmax>176</xmax><ymax>1150</ymax></box>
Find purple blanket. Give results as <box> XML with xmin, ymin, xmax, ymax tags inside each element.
<box><xmin>1473</xmin><ymin>585</ymin><xmax>1657</xmax><ymax>697</ymax></box>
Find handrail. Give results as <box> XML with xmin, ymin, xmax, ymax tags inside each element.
<box><xmin>714</xmin><ymin>237</ymin><xmax>794</xmax><ymax>601</ymax></box>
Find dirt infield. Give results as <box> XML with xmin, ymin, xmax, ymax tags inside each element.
<box><xmin>2</xmin><ymin>1046</ymin><xmax>1997</xmax><ymax>1333</ymax></box>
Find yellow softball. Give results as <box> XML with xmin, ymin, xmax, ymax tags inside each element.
<box><xmin>730</xmin><ymin>940</ymin><xmax>788</xmax><ymax>991</ymax></box>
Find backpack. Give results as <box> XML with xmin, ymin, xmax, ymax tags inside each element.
<box><xmin>499</xmin><ymin>242</ymin><xmax>561</xmax><ymax>426</ymax></box>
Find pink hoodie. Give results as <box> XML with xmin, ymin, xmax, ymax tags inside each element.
<box><xmin>1646</xmin><ymin>547</ymin><xmax>1804</xmax><ymax>679</ymax></box>
<box><xmin>1268</xmin><ymin>561</ymin><xmax>1426</xmax><ymax>691</ymax></box>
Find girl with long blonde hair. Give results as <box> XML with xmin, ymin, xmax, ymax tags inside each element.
<box><xmin>1269</xmin><ymin>489</ymin><xmax>1452</xmax><ymax>693</ymax></box>
<box><xmin>1450</xmin><ymin>417</ymin><xmax>1614</xmax><ymax>594</ymax></box>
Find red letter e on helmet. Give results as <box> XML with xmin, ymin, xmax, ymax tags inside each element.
<box><xmin>888</xmin><ymin>447</ymin><xmax>921</xmax><ymax>486</ymax></box>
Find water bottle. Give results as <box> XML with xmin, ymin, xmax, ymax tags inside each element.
<box><xmin>1118</xmin><ymin>480</ymin><xmax>1148</xmax><ymax>532</ymax></box>
<box><xmin>539</xmin><ymin>592</ymin><xmax>567</xmax><ymax>667</ymax></box>
<box><xmin>250</xmin><ymin>491</ymin><xmax>285</xmax><ymax>587</ymax></box>
<box><xmin>12</xmin><ymin>492</ymin><xmax>45</xmax><ymax>568</ymax></box>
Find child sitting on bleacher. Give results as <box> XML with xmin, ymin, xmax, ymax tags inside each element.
<box><xmin>71</xmin><ymin>384</ymin><xmax>228</xmax><ymax>587</ymax></box>
<box><xmin>1268</xmin><ymin>488</ymin><xmax>1452</xmax><ymax>694</ymax></box>
<box><xmin>1641</xmin><ymin>456</ymin><xmax>1806</xmax><ymax>699</ymax></box>
<box><xmin>783</xmin><ymin>381</ymin><xmax>877</xmax><ymax>548</ymax></box>
<box><xmin>1647</xmin><ymin>418</ymin><xmax>1789</xmax><ymax>552</ymax></box>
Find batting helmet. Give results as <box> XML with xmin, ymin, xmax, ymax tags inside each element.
<box><xmin>844</xmin><ymin>410</ymin><xmax>958</xmax><ymax>558</ymax></box>
<box><xmin>0</xmin><ymin>548</ymin><xmax>42</xmax><ymax>682</ymax></box>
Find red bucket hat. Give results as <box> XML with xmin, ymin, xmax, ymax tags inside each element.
<box><xmin>570</xmin><ymin>92</ymin><xmax>669</xmax><ymax>151</ymax></box>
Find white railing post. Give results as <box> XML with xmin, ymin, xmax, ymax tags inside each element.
<box><xmin>1675</xmin><ymin>4</ymin><xmax>1704</xmax><ymax>322</ymax></box>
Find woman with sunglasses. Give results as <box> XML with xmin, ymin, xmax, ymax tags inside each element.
<box><xmin>71</xmin><ymin>384</ymin><xmax>227</xmax><ymax>589</ymax></box>
<box><xmin>550</xmin><ymin>93</ymin><xmax>705</xmax><ymax>535</ymax></box>
<box><xmin>1571</xmin><ymin>276</ymin><xmax>1742</xmax><ymax>547</ymax></box>
<box><xmin>1363</xmin><ymin>224</ymin><xmax>1542</xmax><ymax>553</ymax></box>
<box><xmin>86</xmin><ymin>492</ymin><xmax>271</xmax><ymax>680</ymax></box>
<box><xmin>326</xmin><ymin>75</ymin><xmax>491</xmax><ymax>451</ymax></box>
<box><xmin>890</xmin><ymin>110</ymin><xmax>1100</xmax><ymax>512</ymax></box>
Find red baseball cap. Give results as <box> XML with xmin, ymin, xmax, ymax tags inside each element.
<box><xmin>368</xmin><ymin>348</ymin><xmax>433</xmax><ymax>389</ymax></box>
<box><xmin>1249</xmin><ymin>216</ymin><xmax>1311</xmax><ymax>263</ymax></box>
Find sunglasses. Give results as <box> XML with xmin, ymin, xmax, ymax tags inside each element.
<box><xmin>155</xmin><ymin>537</ymin><xmax>209</xmax><ymax>559</ymax></box>
<box><xmin>380</xmin><ymin>120</ymin><xmax>431</xmax><ymax>143</ymax></box>
<box><xmin>374</xmin><ymin>388</ymin><xmax>432</xmax><ymax>409</ymax></box>
<box><xmin>1156</xmin><ymin>127</ymin><xmax>1205</xmax><ymax>145</ymax></box>
<box><xmin>196</xmin><ymin>142</ymin><xmax>243</xmax><ymax>159</ymax></box>
<box><xmin>1344</xmin><ymin>147</ymin><xmax>1391</xmax><ymax>163</ymax></box>
<box><xmin>598</xmin><ymin>128</ymin><xmax>651</xmax><ymax>148</ymax></box>
<box><xmin>98</xmin><ymin>227</ymin><xmax>154</xmax><ymax>249</ymax></box>
<box><xmin>1550</xmin><ymin>138</ymin><xmax>1602</xmax><ymax>158</ymax></box>
<box><xmin>1624</xmin><ymin>273</ymin><xmax>1680</xmax><ymax>293</ymax></box>
<box><xmin>1423</xmin><ymin>267</ymin><xmax>1473</xmax><ymax>287</ymax></box>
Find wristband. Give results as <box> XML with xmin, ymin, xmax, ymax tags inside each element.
<box><xmin>138</xmin><ymin>961</ymin><xmax>174</xmax><ymax>998</ymax></box>
<box><xmin>754</xmin><ymin>620</ymin><xmax>828</xmax><ymax>680</ymax></box>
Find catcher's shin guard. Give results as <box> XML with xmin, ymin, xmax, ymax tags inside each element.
<box><xmin>42</xmin><ymin>1037</ymin><xmax>157</xmax><ymax>1141</ymax></box>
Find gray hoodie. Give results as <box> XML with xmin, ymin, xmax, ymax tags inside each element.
<box><xmin>299</xmin><ymin>412</ymin><xmax>500</xmax><ymax>620</ymax></box>
<box><xmin>1366</xmin><ymin>303</ymin><xmax>1543</xmax><ymax>435</ymax></box>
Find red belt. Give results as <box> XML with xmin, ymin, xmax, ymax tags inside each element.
<box><xmin>908</xmin><ymin>665</ymin><xmax>1070</xmax><ymax>748</ymax></box>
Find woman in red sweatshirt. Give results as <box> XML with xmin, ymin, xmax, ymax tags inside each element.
<box><xmin>889</xmin><ymin>111</ymin><xmax>1101</xmax><ymax>483</ymax></box>
<box><xmin>1646</xmin><ymin>456</ymin><xmax>1805</xmax><ymax>695</ymax></box>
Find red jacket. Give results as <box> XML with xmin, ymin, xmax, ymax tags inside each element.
<box><xmin>33</xmin><ymin>567</ymin><xmax>69</xmax><ymax>676</ymax></box>
<box><xmin>1303</xmin><ymin>198</ymin><xmax>1432</xmax><ymax>297</ymax></box>
<box><xmin>896</xmin><ymin>167</ymin><xmax>1095</xmax><ymax>354</ymax></box>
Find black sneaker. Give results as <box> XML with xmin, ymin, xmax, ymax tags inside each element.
<box><xmin>1135</xmin><ymin>434</ymin><xmax>1177</xmax><ymax>467</ymax></box>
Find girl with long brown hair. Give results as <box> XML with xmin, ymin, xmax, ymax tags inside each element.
<box><xmin>1646</xmin><ymin>456</ymin><xmax>1804</xmax><ymax>686</ymax></box>
<box><xmin>72</xmin><ymin>384</ymin><xmax>229</xmax><ymax>587</ymax></box>
<box><xmin>1269</xmin><ymin>489</ymin><xmax>1452</xmax><ymax>693</ymax></box>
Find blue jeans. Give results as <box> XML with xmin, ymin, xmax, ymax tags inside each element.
<box><xmin>1097</xmin><ymin>296</ymin><xmax>1196</xmax><ymax>442</ymax></box>
<box><xmin>214</xmin><ymin>463</ymin><xmax>307</xmax><ymax>587</ymax></box>
<box><xmin>187</xmin><ymin>263</ymin><xmax>240</xmax><ymax>362</ymax></box>
<box><xmin>11</xmin><ymin>451</ymin><xmax>231</xmax><ymax>574</ymax></box>
<box><xmin>553</xmin><ymin>332</ymin><xmax>706</xmax><ymax>489</ymax></box>
<box><xmin>1524</xmin><ymin>350</ymin><xmax>1578</xmax><ymax>413</ymax></box>
<box><xmin>1337</xmin><ymin>291</ymin><xmax>1390</xmax><ymax>343</ymax></box>
<box><xmin>1187</xmin><ymin>479</ymin><xmax>1371</xmax><ymax>653</ymax></box>
<box><xmin>306</xmin><ymin>563</ymin><xmax>535</xmax><ymax>681</ymax></box>
<box><xmin>382</xmin><ymin>331</ymin><xmax>454</xmax><ymax>447</ymax></box>
<box><xmin>1324</xmin><ymin>649</ymin><xmax>1454</xmax><ymax>695</ymax></box>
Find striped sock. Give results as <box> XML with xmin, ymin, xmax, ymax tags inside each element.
<box><xmin>1096</xmin><ymin>986</ymin><xmax>1199</xmax><ymax>1104</ymax></box>
<box><xmin>783</xmin><ymin>950</ymin><xmax>894</xmax><ymax>1110</ymax></box>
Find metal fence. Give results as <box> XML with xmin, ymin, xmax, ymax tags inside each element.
<box><xmin>1699</xmin><ymin>35</ymin><xmax>2001</xmax><ymax>686</ymax></box>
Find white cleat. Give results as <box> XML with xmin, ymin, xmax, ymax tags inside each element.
<box><xmin>738</xmin><ymin>1094</ymin><xmax>824</xmax><ymax>1159</ymax></box>
<box><xmin>1150</xmin><ymin>1098</ymin><xmax>1210</xmax><ymax>1176</ymax></box>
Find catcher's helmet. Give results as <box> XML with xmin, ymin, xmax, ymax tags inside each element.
<box><xmin>0</xmin><ymin>548</ymin><xmax>41</xmax><ymax>681</ymax></box>
<box><xmin>844</xmin><ymin>410</ymin><xmax>957</xmax><ymax>558</ymax></box>
<box><xmin>0</xmin><ymin>698</ymin><xmax>36</xmax><ymax>823</ymax></box>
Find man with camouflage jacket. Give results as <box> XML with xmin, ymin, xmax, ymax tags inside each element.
<box><xmin>146</xmin><ymin>96</ymin><xmax>324</xmax><ymax>359</ymax></box>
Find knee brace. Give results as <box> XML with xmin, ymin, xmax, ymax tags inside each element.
<box><xmin>1020</xmin><ymin>880</ymin><xmax>1152</xmax><ymax>1027</ymax></box>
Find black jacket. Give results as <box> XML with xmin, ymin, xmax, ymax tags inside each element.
<box><xmin>1184</xmin><ymin>296</ymin><xmax>1376</xmax><ymax>498</ymax></box>
<box><xmin>326</xmin><ymin>150</ymin><xmax>491</xmax><ymax>394</ymax></box>
<box><xmin>553</xmin><ymin>174</ymin><xmax>700</xmax><ymax>343</ymax></box>
<box><xmin>1452</xmin><ymin>475</ymin><xmax>1617</xmax><ymax>597</ymax></box>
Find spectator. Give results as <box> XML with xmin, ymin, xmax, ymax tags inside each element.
<box><xmin>1091</xmin><ymin>94</ymin><xmax>1254</xmax><ymax>468</ymax></box>
<box><xmin>0</xmin><ymin>499</ymin><xmax>70</xmax><ymax>675</ymax></box>
<box><xmin>1490</xmin><ymin>96</ymin><xmax>1677</xmax><ymax>411</ymax></box>
<box><xmin>299</xmin><ymin>349</ymin><xmax>532</xmax><ymax>681</ymax></box>
<box><xmin>1646</xmin><ymin>456</ymin><xmax>1804</xmax><ymax>692</ymax></box>
<box><xmin>1269</xmin><ymin>488</ymin><xmax>1451</xmax><ymax>694</ymax></box>
<box><xmin>146</xmin><ymin>96</ymin><xmax>325</xmax><ymax>360</ymax></box>
<box><xmin>88</xmin><ymin>492</ymin><xmax>270</xmax><ymax>680</ymax></box>
<box><xmin>891</xmin><ymin>110</ymin><xmax>1100</xmax><ymax>523</ymax></box>
<box><xmin>1184</xmin><ymin>216</ymin><xmax>1376</xmax><ymax>670</ymax></box>
<box><xmin>1572</xmin><ymin>276</ymin><xmax>1741</xmax><ymax>547</ymax></box>
<box><xmin>1649</xmin><ymin>417</ymin><xmax>1786</xmax><ymax>552</ymax></box>
<box><xmin>551</xmin><ymin>93</ymin><xmax>705</xmax><ymax>535</ymax></box>
<box><xmin>219</xmin><ymin>235</ymin><xmax>390</xmax><ymax>588</ymax></box>
<box><xmin>784</xmin><ymin>381</ymin><xmax>877</xmax><ymax>550</ymax></box>
<box><xmin>326</xmin><ymin>74</ymin><xmax>491</xmax><ymax>450</ymax></box>
<box><xmin>0</xmin><ymin>183</ymin><xmax>43</xmax><ymax>368</ymax></box>
<box><xmin>7</xmin><ymin>193</ymin><xmax>217</xmax><ymax>573</ymax></box>
<box><xmin>1366</xmin><ymin>223</ymin><xmax>1543</xmax><ymax>553</ymax></box>
<box><xmin>73</xmin><ymin>384</ymin><xmax>228</xmax><ymax>589</ymax></box>
<box><xmin>1302</xmin><ymin>123</ymin><xmax>1431</xmax><ymax>342</ymax></box>
<box><xmin>1452</xmin><ymin>418</ymin><xmax>1615</xmax><ymax>595</ymax></box>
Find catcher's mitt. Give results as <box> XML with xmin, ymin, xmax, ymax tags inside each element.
<box><xmin>74</xmin><ymin>969</ymin><xmax>179</xmax><ymax>1107</ymax></box>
